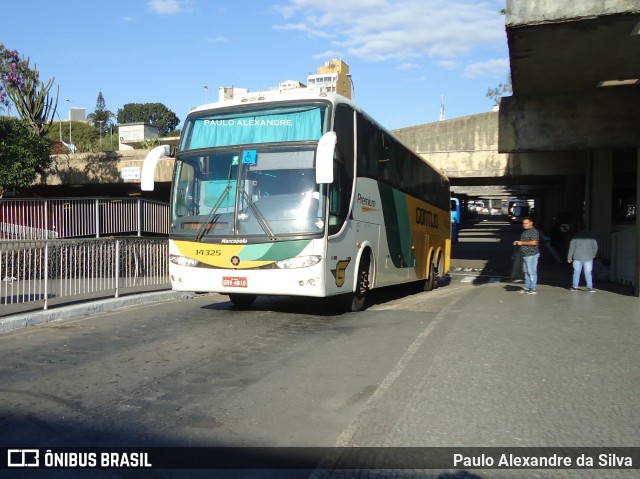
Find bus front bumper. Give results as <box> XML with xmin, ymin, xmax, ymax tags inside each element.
<box><xmin>169</xmin><ymin>263</ymin><xmax>326</xmax><ymax>297</ymax></box>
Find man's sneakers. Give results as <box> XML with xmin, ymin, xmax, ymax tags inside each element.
<box><xmin>588</xmin><ymin>288</ymin><xmax>596</xmax><ymax>293</ymax></box>
<box><xmin>518</xmin><ymin>288</ymin><xmax>537</xmax><ymax>294</ymax></box>
<box><xmin>569</xmin><ymin>287</ymin><xmax>579</xmax><ymax>291</ymax></box>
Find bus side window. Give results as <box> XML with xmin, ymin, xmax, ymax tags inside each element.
<box><xmin>329</xmin><ymin>104</ymin><xmax>354</xmax><ymax>234</ymax></box>
<box><xmin>356</xmin><ymin>113</ymin><xmax>378</xmax><ymax>179</ymax></box>
<box><xmin>175</xmin><ymin>162</ymin><xmax>196</xmax><ymax>216</ymax></box>
<box><xmin>329</xmin><ymin>162</ymin><xmax>343</xmax><ymax>215</ymax></box>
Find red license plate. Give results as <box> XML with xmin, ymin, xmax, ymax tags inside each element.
<box><xmin>222</xmin><ymin>276</ymin><xmax>247</xmax><ymax>288</ymax></box>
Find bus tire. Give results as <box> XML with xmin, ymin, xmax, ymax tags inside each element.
<box><xmin>420</xmin><ymin>261</ymin><xmax>436</xmax><ymax>292</ymax></box>
<box><xmin>434</xmin><ymin>253</ymin><xmax>445</xmax><ymax>288</ymax></box>
<box><xmin>343</xmin><ymin>253</ymin><xmax>371</xmax><ymax>312</ymax></box>
<box><xmin>229</xmin><ymin>294</ymin><xmax>257</xmax><ymax>308</ymax></box>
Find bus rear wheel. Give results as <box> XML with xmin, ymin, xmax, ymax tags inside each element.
<box><xmin>229</xmin><ymin>294</ymin><xmax>257</xmax><ymax>308</ymax></box>
<box><xmin>434</xmin><ymin>253</ymin><xmax>445</xmax><ymax>288</ymax></box>
<box><xmin>419</xmin><ymin>261</ymin><xmax>436</xmax><ymax>292</ymax></box>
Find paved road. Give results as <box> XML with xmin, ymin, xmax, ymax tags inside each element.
<box><xmin>1</xmin><ymin>219</ymin><xmax>638</xmax><ymax>479</ymax></box>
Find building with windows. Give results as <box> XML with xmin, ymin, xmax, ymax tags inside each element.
<box><xmin>69</xmin><ymin>107</ymin><xmax>86</xmax><ymax>122</ymax></box>
<box><xmin>306</xmin><ymin>59</ymin><xmax>352</xmax><ymax>99</ymax></box>
<box><xmin>278</xmin><ymin>80</ymin><xmax>306</xmax><ymax>91</ymax></box>
<box><xmin>118</xmin><ymin>123</ymin><xmax>159</xmax><ymax>151</ymax></box>
<box><xmin>216</xmin><ymin>60</ymin><xmax>352</xmax><ymax>101</ymax></box>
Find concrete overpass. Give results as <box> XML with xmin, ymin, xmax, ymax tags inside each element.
<box><xmin>393</xmin><ymin>111</ymin><xmax>586</xmax><ymax>205</ymax></box>
<box><xmin>502</xmin><ymin>0</ymin><xmax>640</xmax><ymax>294</ymax></box>
<box><xmin>395</xmin><ymin>0</ymin><xmax>640</xmax><ymax>294</ymax></box>
<box><xmin>27</xmin><ymin>149</ymin><xmax>175</xmax><ymax>201</ymax></box>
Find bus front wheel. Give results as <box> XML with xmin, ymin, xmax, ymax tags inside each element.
<box><xmin>229</xmin><ymin>294</ymin><xmax>257</xmax><ymax>308</ymax></box>
<box><xmin>343</xmin><ymin>255</ymin><xmax>371</xmax><ymax>312</ymax></box>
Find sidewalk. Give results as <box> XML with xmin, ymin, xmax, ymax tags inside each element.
<box><xmin>335</xmin><ymin>219</ymin><xmax>640</xmax><ymax>478</ymax></box>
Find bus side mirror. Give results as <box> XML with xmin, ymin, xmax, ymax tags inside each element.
<box><xmin>141</xmin><ymin>145</ymin><xmax>171</xmax><ymax>191</ymax></box>
<box><xmin>315</xmin><ymin>131</ymin><xmax>336</xmax><ymax>184</ymax></box>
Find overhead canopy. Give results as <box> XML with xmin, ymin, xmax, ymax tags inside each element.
<box><xmin>499</xmin><ymin>2</ymin><xmax>640</xmax><ymax>152</ymax></box>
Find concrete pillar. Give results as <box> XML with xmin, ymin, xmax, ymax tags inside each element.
<box><xmin>589</xmin><ymin>150</ymin><xmax>612</xmax><ymax>233</ymax></box>
<box><xmin>565</xmin><ymin>175</ymin><xmax>585</xmax><ymax>226</ymax></box>
<box><xmin>636</xmin><ymin>150</ymin><xmax>640</xmax><ymax>296</ymax></box>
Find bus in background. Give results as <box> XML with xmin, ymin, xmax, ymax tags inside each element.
<box><xmin>451</xmin><ymin>197</ymin><xmax>460</xmax><ymax>243</ymax></box>
<box><xmin>142</xmin><ymin>92</ymin><xmax>451</xmax><ymax>311</ymax></box>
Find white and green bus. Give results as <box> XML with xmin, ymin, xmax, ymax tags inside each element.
<box><xmin>143</xmin><ymin>92</ymin><xmax>451</xmax><ymax>311</ymax></box>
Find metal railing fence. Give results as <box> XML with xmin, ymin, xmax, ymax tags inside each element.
<box><xmin>1</xmin><ymin>237</ymin><xmax>170</xmax><ymax>316</ymax></box>
<box><xmin>0</xmin><ymin>197</ymin><xmax>169</xmax><ymax>240</ymax></box>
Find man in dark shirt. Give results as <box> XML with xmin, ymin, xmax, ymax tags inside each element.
<box><xmin>513</xmin><ymin>217</ymin><xmax>540</xmax><ymax>294</ymax></box>
<box><xmin>567</xmin><ymin>225</ymin><xmax>598</xmax><ymax>292</ymax></box>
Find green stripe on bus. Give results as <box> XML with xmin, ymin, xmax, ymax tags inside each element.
<box><xmin>253</xmin><ymin>240</ymin><xmax>311</xmax><ymax>261</ymax></box>
<box><xmin>378</xmin><ymin>184</ymin><xmax>412</xmax><ymax>268</ymax></box>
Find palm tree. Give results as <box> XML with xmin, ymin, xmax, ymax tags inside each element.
<box><xmin>86</xmin><ymin>91</ymin><xmax>115</xmax><ymax>133</ymax></box>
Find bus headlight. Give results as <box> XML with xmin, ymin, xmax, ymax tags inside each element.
<box><xmin>275</xmin><ymin>255</ymin><xmax>321</xmax><ymax>269</ymax></box>
<box><xmin>170</xmin><ymin>254</ymin><xmax>200</xmax><ymax>267</ymax></box>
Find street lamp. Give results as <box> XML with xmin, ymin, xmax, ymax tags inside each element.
<box><xmin>65</xmin><ymin>99</ymin><xmax>72</xmax><ymax>146</ymax></box>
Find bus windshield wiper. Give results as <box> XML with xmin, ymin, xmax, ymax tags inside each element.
<box><xmin>195</xmin><ymin>183</ymin><xmax>233</xmax><ymax>242</ymax></box>
<box><xmin>239</xmin><ymin>189</ymin><xmax>277</xmax><ymax>241</ymax></box>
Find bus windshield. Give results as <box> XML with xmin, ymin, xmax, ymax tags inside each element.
<box><xmin>171</xmin><ymin>146</ymin><xmax>324</xmax><ymax>239</ymax></box>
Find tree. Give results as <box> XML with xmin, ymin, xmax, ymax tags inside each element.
<box><xmin>0</xmin><ymin>45</ymin><xmax>34</xmax><ymax>115</ymax></box>
<box><xmin>87</xmin><ymin>91</ymin><xmax>115</xmax><ymax>133</ymax></box>
<box><xmin>486</xmin><ymin>75</ymin><xmax>512</xmax><ymax>108</ymax></box>
<box><xmin>0</xmin><ymin>117</ymin><xmax>52</xmax><ymax>197</ymax></box>
<box><xmin>0</xmin><ymin>44</ymin><xmax>59</xmax><ymax>137</ymax></box>
<box><xmin>45</xmin><ymin>120</ymin><xmax>100</xmax><ymax>153</ymax></box>
<box><xmin>485</xmin><ymin>10</ymin><xmax>511</xmax><ymax>109</ymax></box>
<box><xmin>0</xmin><ymin>46</ymin><xmax>57</xmax><ymax>197</ymax></box>
<box><xmin>116</xmin><ymin>102</ymin><xmax>180</xmax><ymax>136</ymax></box>
<box><xmin>0</xmin><ymin>84</ymin><xmax>7</xmax><ymax>113</ymax></box>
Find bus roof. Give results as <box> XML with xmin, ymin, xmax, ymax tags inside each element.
<box><xmin>186</xmin><ymin>90</ymin><xmax>449</xmax><ymax>183</ymax></box>
<box><xmin>188</xmin><ymin>91</ymin><xmax>355</xmax><ymax>115</ymax></box>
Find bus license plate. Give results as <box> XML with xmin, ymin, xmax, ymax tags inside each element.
<box><xmin>222</xmin><ymin>276</ymin><xmax>247</xmax><ymax>288</ymax></box>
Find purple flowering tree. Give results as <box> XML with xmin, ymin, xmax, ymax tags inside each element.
<box><xmin>0</xmin><ymin>46</ymin><xmax>57</xmax><ymax>197</ymax></box>
<box><xmin>0</xmin><ymin>44</ymin><xmax>58</xmax><ymax>137</ymax></box>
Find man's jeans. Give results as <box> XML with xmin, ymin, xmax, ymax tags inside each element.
<box><xmin>522</xmin><ymin>253</ymin><xmax>540</xmax><ymax>291</ymax></box>
<box><xmin>572</xmin><ymin>259</ymin><xmax>594</xmax><ymax>289</ymax></box>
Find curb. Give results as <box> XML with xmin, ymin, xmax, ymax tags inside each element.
<box><xmin>0</xmin><ymin>290</ymin><xmax>195</xmax><ymax>334</ymax></box>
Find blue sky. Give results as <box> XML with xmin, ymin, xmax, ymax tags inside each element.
<box><xmin>3</xmin><ymin>0</ymin><xmax>509</xmax><ymax>131</ymax></box>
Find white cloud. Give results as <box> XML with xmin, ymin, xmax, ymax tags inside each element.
<box><xmin>463</xmin><ymin>58</ymin><xmax>509</xmax><ymax>78</ymax></box>
<box><xmin>146</xmin><ymin>0</ymin><xmax>193</xmax><ymax>15</ymax></box>
<box><xmin>397</xmin><ymin>62</ymin><xmax>419</xmax><ymax>70</ymax></box>
<box><xmin>204</xmin><ymin>35</ymin><xmax>229</xmax><ymax>44</ymax></box>
<box><xmin>273</xmin><ymin>23</ymin><xmax>335</xmax><ymax>39</ymax></box>
<box><xmin>273</xmin><ymin>0</ymin><xmax>506</xmax><ymax>63</ymax></box>
<box><xmin>438</xmin><ymin>60</ymin><xmax>460</xmax><ymax>70</ymax></box>
<box><xmin>312</xmin><ymin>49</ymin><xmax>343</xmax><ymax>59</ymax></box>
